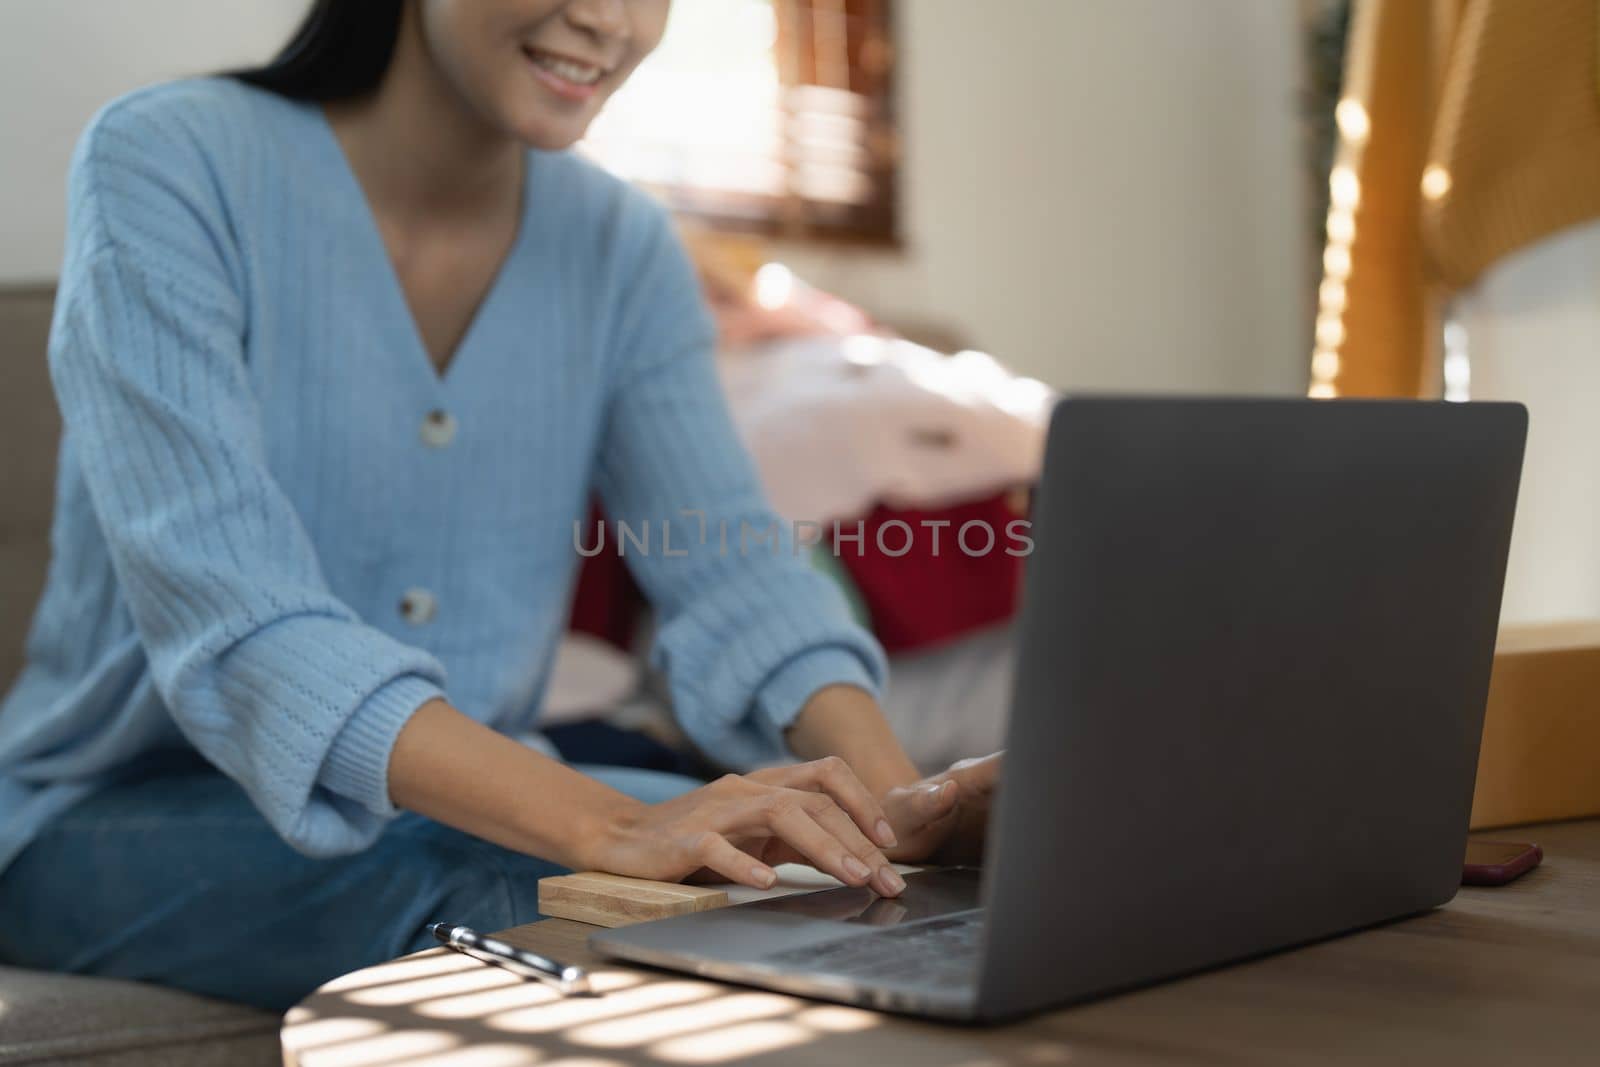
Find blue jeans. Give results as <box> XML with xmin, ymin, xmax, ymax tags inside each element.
<box><xmin>0</xmin><ymin>754</ymin><xmax>700</xmax><ymax>1013</ymax></box>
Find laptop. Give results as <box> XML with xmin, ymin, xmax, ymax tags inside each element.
<box><xmin>592</xmin><ymin>396</ymin><xmax>1527</xmax><ymax>1023</ymax></box>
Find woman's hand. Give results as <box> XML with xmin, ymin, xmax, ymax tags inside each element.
<box><xmin>584</xmin><ymin>757</ymin><xmax>907</xmax><ymax>897</ymax></box>
<box><xmin>881</xmin><ymin>753</ymin><xmax>1002</xmax><ymax>866</ymax></box>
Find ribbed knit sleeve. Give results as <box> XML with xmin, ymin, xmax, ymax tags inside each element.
<box><xmin>594</xmin><ymin>201</ymin><xmax>887</xmax><ymax>768</ymax></box>
<box><xmin>46</xmin><ymin>98</ymin><xmax>447</xmax><ymax>856</ymax></box>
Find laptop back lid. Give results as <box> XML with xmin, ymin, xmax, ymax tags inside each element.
<box><xmin>976</xmin><ymin>397</ymin><xmax>1525</xmax><ymax>1020</ymax></box>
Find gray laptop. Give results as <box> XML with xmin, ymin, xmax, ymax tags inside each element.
<box><xmin>593</xmin><ymin>396</ymin><xmax>1527</xmax><ymax>1023</ymax></box>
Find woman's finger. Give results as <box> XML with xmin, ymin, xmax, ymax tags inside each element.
<box><xmin>889</xmin><ymin>778</ymin><xmax>958</xmax><ymax>826</ymax></box>
<box><xmin>688</xmin><ymin>831</ymin><xmax>778</xmax><ymax>890</ymax></box>
<box><xmin>942</xmin><ymin>752</ymin><xmax>1002</xmax><ymax>796</ymax></box>
<box><xmin>759</xmin><ymin>794</ymin><xmax>884</xmax><ymax>891</ymax></box>
<box><xmin>755</xmin><ymin>758</ymin><xmax>897</xmax><ymax>849</ymax></box>
<box><xmin>805</xmin><ymin>795</ymin><xmax>906</xmax><ymax>896</ymax></box>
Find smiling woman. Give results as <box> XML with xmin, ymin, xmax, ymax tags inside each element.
<box><xmin>237</xmin><ymin>0</ymin><xmax>669</xmax><ymax>149</ymax></box>
<box><xmin>0</xmin><ymin>0</ymin><xmax>995</xmax><ymax>1016</ymax></box>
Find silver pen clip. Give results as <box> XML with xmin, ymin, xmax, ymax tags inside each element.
<box><xmin>430</xmin><ymin>922</ymin><xmax>592</xmax><ymax>996</ymax></box>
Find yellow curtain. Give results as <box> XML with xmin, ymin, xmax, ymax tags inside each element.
<box><xmin>1312</xmin><ymin>0</ymin><xmax>1600</xmax><ymax>398</ymax></box>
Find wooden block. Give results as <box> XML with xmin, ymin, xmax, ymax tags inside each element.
<box><xmin>1471</xmin><ymin>621</ymin><xmax>1600</xmax><ymax>829</ymax></box>
<box><xmin>538</xmin><ymin>872</ymin><xmax>730</xmax><ymax>928</ymax></box>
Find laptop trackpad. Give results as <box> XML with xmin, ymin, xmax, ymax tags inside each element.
<box><xmin>590</xmin><ymin>868</ymin><xmax>985</xmax><ymax>967</ymax></box>
<box><xmin>738</xmin><ymin>866</ymin><xmax>982</xmax><ymax>926</ymax></box>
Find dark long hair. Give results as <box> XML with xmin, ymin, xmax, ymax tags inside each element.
<box><xmin>233</xmin><ymin>0</ymin><xmax>405</xmax><ymax>101</ymax></box>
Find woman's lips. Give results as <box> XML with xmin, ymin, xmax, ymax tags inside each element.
<box><xmin>523</xmin><ymin>46</ymin><xmax>604</xmax><ymax>103</ymax></box>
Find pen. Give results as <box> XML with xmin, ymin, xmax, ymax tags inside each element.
<box><xmin>429</xmin><ymin>922</ymin><xmax>592</xmax><ymax>996</ymax></box>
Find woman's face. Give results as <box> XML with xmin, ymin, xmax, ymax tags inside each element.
<box><xmin>418</xmin><ymin>0</ymin><xmax>670</xmax><ymax>149</ymax></box>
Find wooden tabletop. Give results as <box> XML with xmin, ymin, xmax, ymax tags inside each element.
<box><xmin>282</xmin><ymin>820</ymin><xmax>1600</xmax><ymax>1066</ymax></box>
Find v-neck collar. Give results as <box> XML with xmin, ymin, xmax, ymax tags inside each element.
<box><xmin>306</xmin><ymin>102</ymin><xmax>536</xmax><ymax>395</ymax></box>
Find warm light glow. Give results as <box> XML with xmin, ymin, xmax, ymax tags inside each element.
<box><xmin>1326</xmin><ymin>208</ymin><xmax>1356</xmax><ymax>245</ymax></box>
<box><xmin>792</xmin><ymin>1005</ymin><xmax>879</xmax><ymax>1032</ymax></box>
<box><xmin>652</xmin><ymin>1020</ymin><xmax>815</xmax><ymax>1063</ymax></box>
<box><xmin>424</xmin><ymin>971</ymin><xmax>641</xmax><ymax>1023</ymax></box>
<box><xmin>1315</xmin><ymin>315</ymin><xmax>1346</xmax><ymax>348</ymax></box>
<box><xmin>753</xmin><ymin>262</ymin><xmax>794</xmax><ymax>310</ymax></box>
<box><xmin>391</xmin><ymin>1046</ymin><xmax>541</xmax><ymax>1067</ymax></box>
<box><xmin>489</xmin><ymin>979</ymin><xmax>717</xmax><ymax>1035</ymax></box>
<box><xmin>1335</xmin><ymin>98</ymin><xmax>1371</xmax><ymax>143</ymax></box>
<box><xmin>1443</xmin><ymin>318</ymin><xmax>1471</xmax><ymax>401</ymax></box>
<box><xmin>347</xmin><ymin>967</ymin><xmax>514</xmax><ymax>1007</ymax></box>
<box><xmin>322</xmin><ymin>951</ymin><xmax>480</xmax><ymax>994</ymax></box>
<box><xmin>1311</xmin><ymin>349</ymin><xmax>1341</xmax><ymax>380</ymax></box>
<box><xmin>1323</xmin><ymin>244</ymin><xmax>1352</xmax><ymax>279</ymax></box>
<box><xmin>296</xmin><ymin>1030</ymin><xmax>460</xmax><ymax>1067</ymax></box>
<box><xmin>417</xmin><ymin>980</ymin><xmax>564</xmax><ymax>1020</ymax></box>
<box><xmin>1329</xmin><ymin>165</ymin><xmax>1361</xmax><ymax>210</ymax></box>
<box><xmin>581</xmin><ymin>0</ymin><xmax>787</xmax><ymax>197</ymax></box>
<box><xmin>841</xmin><ymin>333</ymin><xmax>889</xmax><ymax>367</ymax></box>
<box><xmin>280</xmin><ymin>1016</ymin><xmax>387</xmax><ymax>1050</ymax></box>
<box><xmin>1319</xmin><ymin>278</ymin><xmax>1347</xmax><ymax>312</ymax></box>
<box><xmin>991</xmin><ymin>372</ymin><xmax>1056</xmax><ymax>423</ymax></box>
<box><xmin>1443</xmin><ymin>351</ymin><xmax>1471</xmax><ymax>400</ymax></box>
<box><xmin>1308</xmin><ymin>381</ymin><xmax>1339</xmax><ymax>398</ymax></box>
<box><xmin>566</xmin><ymin>992</ymin><xmax>796</xmax><ymax>1048</ymax></box>
<box><xmin>1421</xmin><ymin>164</ymin><xmax>1453</xmax><ymax>201</ymax></box>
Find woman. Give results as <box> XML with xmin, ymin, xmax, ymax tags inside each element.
<box><xmin>0</xmin><ymin>0</ymin><xmax>997</xmax><ymax>1012</ymax></box>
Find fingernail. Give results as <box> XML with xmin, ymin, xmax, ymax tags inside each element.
<box><xmin>753</xmin><ymin>866</ymin><xmax>777</xmax><ymax>888</ymax></box>
<box><xmin>923</xmin><ymin>783</ymin><xmax>943</xmax><ymax>797</ymax></box>
<box><xmin>843</xmin><ymin>856</ymin><xmax>872</xmax><ymax>882</ymax></box>
<box><xmin>880</xmin><ymin>867</ymin><xmax>906</xmax><ymax>895</ymax></box>
<box><xmin>875</xmin><ymin>819</ymin><xmax>898</xmax><ymax>847</ymax></box>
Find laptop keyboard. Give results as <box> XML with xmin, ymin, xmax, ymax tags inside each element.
<box><xmin>765</xmin><ymin>911</ymin><xmax>983</xmax><ymax>986</ymax></box>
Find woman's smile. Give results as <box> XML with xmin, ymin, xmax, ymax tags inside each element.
<box><xmin>522</xmin><ymin>44</ymin><xmax>611</xmax><ymax>103</ymax></box>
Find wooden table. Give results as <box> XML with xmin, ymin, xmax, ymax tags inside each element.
<box><xmin>282</xmin><ymin>821</ymin><xmax>1600</xmax><ymax>1066</ymax></box>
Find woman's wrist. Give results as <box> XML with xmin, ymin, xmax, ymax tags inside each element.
<box><xmin>561</xmin><ymin>788</ymin><xmax>649</xmax><ymax>872</ymax></box>
<box><xmin>390</xmin><ymin>698</ymin><xmax>651</xmax><ymax>869</ymax></box>
<box><xmin>784</xmin><ymin>684</ymin><xmax>920</xmax><ymax>798</ymax></box>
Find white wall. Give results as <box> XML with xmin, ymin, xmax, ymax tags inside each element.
<box><xmin>780</xmin><ymin>0</ymin><xmax>1309</xmax><ymax>393</ymax></box>
<box><xmin>0</xmin><ymin>0</ymin><xmax>303</xmax><ymax>285</ymax></box>
<box><xmin>0</xmin><ymin>0</ymin><xmax>1307</xmax><ymax>393</ymax></box>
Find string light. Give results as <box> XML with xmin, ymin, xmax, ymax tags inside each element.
<box><xmin>1310</xmin><ymin>98</ymin><xmax>1371</xmax><ymax>399</ymax></box>
<box><xmin>1335</xmin><ymin>99</ymin><xmax>1370</xmax><ymax>144</ymax></box>
<box><xmin>1323</xmin><ymin>243</ymin><xmax>1352</xmax><ymax>279</ymax></box>
<box><xmin>1421</xmin><ymin>164</ymin><xmax>1452</xmax><ymax>201</ymax></box>
<box><xmin>1315</xmin><ymin>315</ymin><xmax>1346</xmax><ymax>349</ymax></box>
<box><xmin>1329</xmin><ymin>165</ymin><xmax>1361</xmax><ymax>211</ymax></box>
<box><xmin>1326</xmin><ymin>208</ymin><xmax>1355</xmax><ymax>244</ymax></box>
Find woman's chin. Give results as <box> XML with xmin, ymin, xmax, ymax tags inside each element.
<box><xmin>499</xmin><ymin>102</ymin><xmax>599</xmax><ymax>152</ymax></box>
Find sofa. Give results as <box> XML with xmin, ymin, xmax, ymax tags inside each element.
<box><xmin>0</xmin><ymin>286</ymin><xmax>280</xmax><ymax>1064</ymax></box>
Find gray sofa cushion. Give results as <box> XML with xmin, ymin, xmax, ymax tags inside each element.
<box><xmin>0</xmin><ymin>966</ymin><xmax>278</xmax><ymax>1065</ymax></box>
<box><xmin>0</xmin><ymin>536</ymin><xmax>50</xmax><ymax>691</ymax></box>
<box><xmin>1</xmin><ymin>284</ymin><xmax>59</xmax><ymax>692</ymax></box>
<box><xmin>0</xmin><ymin>285</ymin><xmax>60</xmax><ymax>541</ymax></box>
<box><xmin>1</xmin><ymin>287</ymin><xmax>281</xmax><ymax>1061</ymax></box>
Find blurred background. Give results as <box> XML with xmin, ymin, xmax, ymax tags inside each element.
<box><xmin>0</xmin><ymin>0</ymin><xmax>1317</xmax><ymax>393</ymax></box>
<box><xmin>5</xmin><ymin>0</ymin><xmax>1599</xmax><ymax>766</ymax></box>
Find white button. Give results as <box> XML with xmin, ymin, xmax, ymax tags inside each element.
<box><xmin>398</xmin><ymin>587</ymin><xmax>437</xmax><ymax>625</ymax></box>
<box><xmin>420</xmin><ymin>409</ymin><xmax>457</xmax><ymax>448</ymax></box>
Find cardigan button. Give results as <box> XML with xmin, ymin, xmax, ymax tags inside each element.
<box><xmin>398</xmin><ymin>587</ymin><xmax>438</xmax><ymax>625</ymax></box>
<box><xmin>420</xmin><ymin>408</ymin><xmax>457</xmax><ymax>448</ymax></box>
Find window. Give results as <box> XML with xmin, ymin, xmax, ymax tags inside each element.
<box><xmin>581</xmin><ymin>0</ymin><xmax>899</xmax><ymax>243</ymax></box>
